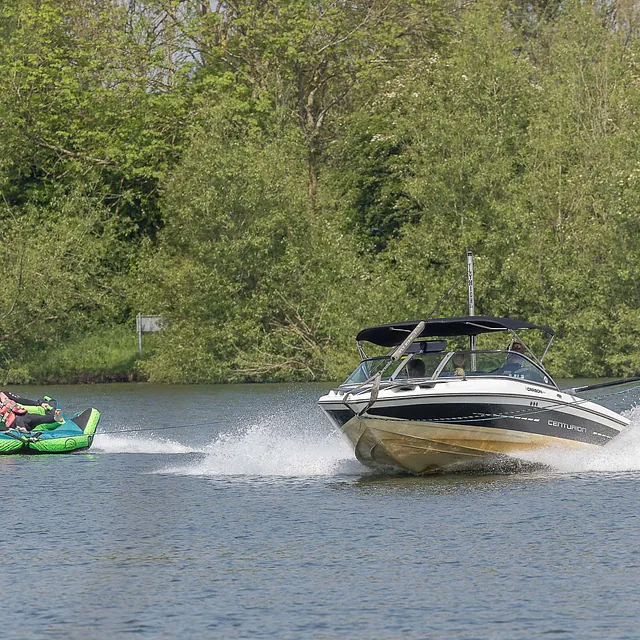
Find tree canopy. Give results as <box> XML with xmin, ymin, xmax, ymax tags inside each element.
<box><xmin>2</xmin><ymin>0</ymin><xmax>640</xmax><ymax>382</ymax></box>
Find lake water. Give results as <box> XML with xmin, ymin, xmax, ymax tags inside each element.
<box><xmin>2</xmin><ymin>382</ymin><xmax>640</xmax><ymax>639</ymax></box>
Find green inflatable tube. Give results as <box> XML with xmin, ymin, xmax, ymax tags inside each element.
<box><xmin>0</xmin><ymin>408</ymin><xmax>100</xmax><ymax>454</ymax></box>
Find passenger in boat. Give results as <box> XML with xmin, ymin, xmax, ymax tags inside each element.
<box><xmin>452</xmin><ymin>353</ymin><xmax>466</xmax><ymax>377</ymax></box>
<box><xmin>510</xmin><ymin>341</ymin><xmax>525</xmax><ymax>355</ymax></box>
<box><xmin>0</xmin><ymin>392</ymin><xmax>61</xmax><ymax>432</ymax></box>
<box><xmin>407</xmin><ymin>358</ymin><xmax>426</xmax><ymax>378</ymax></box>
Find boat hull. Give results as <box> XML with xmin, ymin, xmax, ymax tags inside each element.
<box><xmin>340</xmin><ymin>415</ymin><xmax>596</xmax><ymax>474</ymax></box>
<box><xmin>319</xmin><ymin>378</ymin><xmax>628</xmax><ymax>474</ymax></box>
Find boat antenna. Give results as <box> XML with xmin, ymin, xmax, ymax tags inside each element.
<box><xmin>467</xmin><ymin>251</ymin><xmax>477</xmax><ymax>369</ymax></box>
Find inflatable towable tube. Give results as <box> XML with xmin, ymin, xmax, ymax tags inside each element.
<box><xmin>0</xmin><ymin>408</ymin><xmax>100</xmax><ymax>454</ymax></box>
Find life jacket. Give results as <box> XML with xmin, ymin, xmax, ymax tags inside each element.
<box><xmin>0</xmin><ymin>392</ymin><xmax>27</xmax><ymax>428</ymax></box>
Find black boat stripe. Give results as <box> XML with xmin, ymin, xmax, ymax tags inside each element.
<box><xmin>323</xmin><ymin>399</ymin><xmax>620</xmax><ymax>445</ymax></box>
<box><xmin>343</xmin><ymin>392</ymin><xmax>627</xmax><ymax>426</ymax></box>
<box><xmin>363</xmin><ymin>402</ymin><xmax>619</xmax><ymax>445</ymax></box>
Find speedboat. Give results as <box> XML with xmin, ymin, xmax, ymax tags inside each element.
<box><xmin>318</xmin><ymin>316</ymin><xmax>630</xmax><ymax>474</ymax></box>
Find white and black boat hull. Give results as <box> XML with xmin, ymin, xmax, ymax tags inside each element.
<box><xmin>319</xmin><ymin>380</ymin><xmax>628</xmax><ymax>474</ymax></box>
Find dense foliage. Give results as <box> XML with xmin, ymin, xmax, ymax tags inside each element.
<box><xmin>2</xmin><ymin>0</ymin><xmax>640</xmax><ymax>383</ymax></box>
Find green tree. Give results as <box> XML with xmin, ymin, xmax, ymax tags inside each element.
<box><xmin>0</xmin><ymin>192</ymin><xmax>127</xmax><ymax>376</ymax></box>
<box><xmin>132</xmin><ymin>95</ymin><xmax>399</xmax><ymax>382</ymax></box>
<box><xmin>158</xmin><ymin>0</ymin><xmax>455</xmax><ymax>211</ymax></box>
<box><xmin>0</xmin><ymin>0</ymin><xmax>189</xmax><ymax>238</ymax></box>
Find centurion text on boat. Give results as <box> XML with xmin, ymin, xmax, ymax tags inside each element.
<box><xmin>317</xmin><ymin>316</ymin><xmax>630</xmax><ymax>474</ymax></box>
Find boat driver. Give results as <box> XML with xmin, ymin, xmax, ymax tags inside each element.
<box><xmin>503</xmin><ymin>342</ymin><xmax>526</xmax><ymax>369</ymax></box>
<box><xmin>495</xmin><ymin>342</ymin><xmax>547</xmax><ymax>383</ymax></box>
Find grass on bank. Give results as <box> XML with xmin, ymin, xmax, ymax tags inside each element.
<box><xmin>1</xmin><ymin>326</ymin><xmax>162</xmax><ymax>384</ymax></box>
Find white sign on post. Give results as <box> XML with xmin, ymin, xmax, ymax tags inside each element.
<box><xmin>136</xmin><ymin>313</ymin><xmax>165</xmax><ymax>352</ymax></box>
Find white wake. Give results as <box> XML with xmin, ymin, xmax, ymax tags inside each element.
<box><xmin>93</xmin><ymin>405</ymin><xmax>640</xmax><ymax>478</ymax></box>
<box><xmin>93</xmin><ymin>433</ymin><xmax>201</xmax><ymax>454</ymax></box>
<box><xmin>513</xmin><ymin>406</ymin><xmax>640</xmax><ymax>474</ymax></box>
<box><xmin>163</xmin><ymin>421</ymin><xmax>359</xmax><ymax>477</ymax></box>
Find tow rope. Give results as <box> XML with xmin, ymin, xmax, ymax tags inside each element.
<box><xmin>98</xmin><ymin>420</ymin><xmax>230</xmax><ymax>436</ymax></box>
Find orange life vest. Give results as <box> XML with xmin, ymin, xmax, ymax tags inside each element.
<box><xmin>0</xmin><ymin>392</ymin><xmax>27</xmax><ymax>428</ymax></box>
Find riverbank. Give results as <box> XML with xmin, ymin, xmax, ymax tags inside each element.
<box><xmin>1</xmin><ymin>324</ymin><xmax>629</xmax><ymax>386</ymax></box>
<box><xmin>1</xmin><ymin>326</ymin><xmax>150</xmax><ymax>385</ymax></box>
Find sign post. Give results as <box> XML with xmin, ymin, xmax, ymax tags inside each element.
<box><xmin>136</xmin><ymin>314</ymin><xmax>165</xmax><ymax>352</ymax></box>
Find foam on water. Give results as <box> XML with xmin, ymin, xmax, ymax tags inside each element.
<box><xmin>93</xmin><ymin>433</ymin><xmax>201</xmax><ymax>454</ymax></box>
<box><xmin>163</xmin><ymin>420</ymin><xmax>360</xmax><ymax>477</ymax></box>
<box><xmin>180</xmin><ymin>402</ymin><xmax>640</xmax><ymax>478</ymax></box>
<box><xmin>513</xmin><ymin>405</ymin><xmax>640</xmax><ymax>474</ymax></box>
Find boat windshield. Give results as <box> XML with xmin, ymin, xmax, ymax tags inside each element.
<box><xmin>343</xmin><ymin>353</ymin><xmax>447</xmax><ymax>385</ymax></box>
<box><xmin>343</xmin><ymin>350</ymin><xmax>555</xmax><ymax>387</ymax></box>
<box><xmin>342</xmin><ymin>357</ymin><xmax>393</xmax><ymax>384</ymax></box>
<box><xmin>435</xmin><ymin>350</ymin><xmax>553</xmax><ymax>386</ymax></box>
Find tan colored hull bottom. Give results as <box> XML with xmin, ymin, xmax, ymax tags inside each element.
<box><xmin>342</xmin><ymin>416</ymin><xmax>596</xmax><ymax>475</ymax></box>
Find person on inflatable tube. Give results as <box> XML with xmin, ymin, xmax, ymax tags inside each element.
<box><xmin>0</xmin><ymin>392</ymin><xmax>62</xmax><ymax>432</ymax></box>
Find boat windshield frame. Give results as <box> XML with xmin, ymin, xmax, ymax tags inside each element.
<box><xmin>340</xmin><ymin>349</ymin><xmax>558</xmax><ymax>390</ymax></box>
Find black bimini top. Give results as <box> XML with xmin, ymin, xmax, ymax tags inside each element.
<box><xmin>356</xmin><ymin>316</ymin><xmax>554</xmax><ymax>347</ymax></box>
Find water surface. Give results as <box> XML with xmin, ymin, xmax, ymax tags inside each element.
<box><xmin>2</xmin><ymin>382</ymin><xmax>640</xmax><ymax>639</ymax></box>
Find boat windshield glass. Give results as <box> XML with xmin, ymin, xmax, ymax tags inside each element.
<box><xmin>344</xmin><ymin>350</ymin><xmax>554</xmax><ymax>386</ymax></box>
<box><xmin>393</xmin><ymin>353</ymin><xmax>446</xmax><ymax>379</ymax></box>
<box><xmin>437</xmin><ymin>350</ymin><xmax>552</xmax><ymax>385</ymax></box>
<box><xmin>343</xmin><ymin>357</ymin><xmax>392</xmax><ymax>384</ymax></box>
<box><xmin>344</xmin><ymin>353</ymin><xmax>446</xmax><ymax>385</ymax></box>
